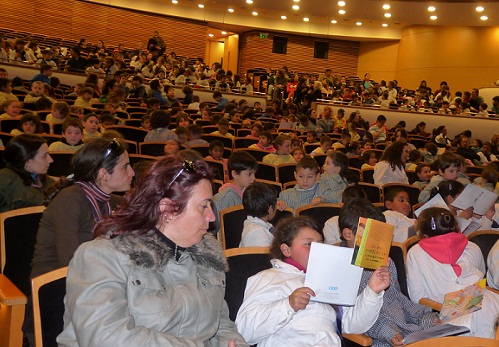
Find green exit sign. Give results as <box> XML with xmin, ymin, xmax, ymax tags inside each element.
<box><xmin>259</xmin><ymin>33</ymin><xmax>268</xmax><ymax>39</ymax></box>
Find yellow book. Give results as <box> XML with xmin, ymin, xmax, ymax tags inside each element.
<box><xmin>351</xmin><ymin>217</ymin><xmax>394</xmax><ymax>270</ymax></box>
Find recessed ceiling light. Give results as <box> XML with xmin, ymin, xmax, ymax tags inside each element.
<box><xmin>246</xmin><ymin>0</ymin><xmax>253</xmax><ymax>3</ymax></box>
<box><xmin>356</xmin><ymin>22</ymin><xmax>362</xmax><ymax>26</ymax></box>
<box><xmin>428</xmin><ymin>6</ymin><xmax>435</xmax><ymax>12</ymax></box>
<box><xmin>303</xmin><ymin>17</ymin><xmax>310</xmax><ymax>21</ymax></box>
<box><xmin>208</xmin><ymin>33</ymin><xmax>214</xmax><ymax>37</ymax></box>
<box><xmin>476</xmin><ymin>6</ymin><xmax>484</xmax><ymax>12</ymax></box>
<box><xmin>480</xmin><ymin>15</ymin><xmax>488</xmax><ymax>20</ymax></box>
<box><xmin>382</xmin><ymin>23</ymin><xmax>388</xmax><ymax>27</ymax></box>
<box><xmin>252</xmin><ymin>11</ymin><xmax>258</xmax><ymax>15</ymax></box>
<box><xmin>227</xmin><ymin>8</ymin><xmax>234</xmax><ymax>12</ymax></box>
<box><xmin>293</xmin><ymin>0</ymin><xmax>300</xmax><ymax>2</ymax></box>
<box><xmin>382</xmin><ymin>4</ymin><xmax>390</xmax><ymax>10</ymax></box>
<box><xmin>384</xmin><ymin>13</ymin><xmax>391</xmax><ymax>18</ymax></box>
<box><xmin>281</xmin><ymin>15</ymin><xmax>287</xmax><ymax>19</ymax></box>
<box><xmin>171</xmin><ymin>0</ymin><xmax>178</xmax><ymax>4</ymax></box>
<box><xmin>430</xmin><ymin>15</ymin><xmax>438</xmax><ymax>20</ymax></box>
<box><xmin>221</xmin><ymin>31</ymin><xmax>227</xmax><ymax>35</ymax></box>
<box><xmin>198</xmin><ymin>4</ymin><xmax>204</xmax><ymax>8</ymax></box>
<box><xmin>292</xmin><ymin>5</ymin><xmax>299</xmax><ymax>10</ymax></box>
<box><xmin>338</xmin><ymin>9</ymin><xmax>346</xmax><ymax>14</ymax></box>
<box><xmin>331</xmin><ymin>19</ymin><xmax>337</xmax><ymax>24</ymax></box>
<box><xmin>338</xmin><ymin>1</ymin><xmax>345</xmax><ymax>6</ymax></box>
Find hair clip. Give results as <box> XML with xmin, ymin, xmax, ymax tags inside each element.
<box><xmin>431</xmin><ymin>216</ymin><xmax>437</xmax><ymax>231</ymax></box>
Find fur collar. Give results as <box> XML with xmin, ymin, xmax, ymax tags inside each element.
<box><xmin>112</xmin><ymin>230</ymin><xmax>228</xmax><ymax>272</ymax></box>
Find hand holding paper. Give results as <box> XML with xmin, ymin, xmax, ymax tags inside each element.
<box><xmin>451</xmin><ymin>184</ymin><xmax>498</xmax><ymax>216</ymax></box>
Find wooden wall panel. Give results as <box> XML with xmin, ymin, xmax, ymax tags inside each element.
<box><xmin>240</xmin><ymin>31</ymin><xmax>360</xmax><ymax>77</ymax></box>
<box><xmin>0</xmin><ymin>0</ymin><xmax>206</xmax><ymax>59</ymax></box>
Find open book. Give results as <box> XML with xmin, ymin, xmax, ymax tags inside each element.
<box><xmin>304</xmin><ymin>242</ymin><xmax>363</xmax><ymax>306</ymax></box>
<box><xmin>403</xmin><ymin>324</ymin><xmax>470</xmax><ymax>345</ymax></box>
<box><xmin>351</xmin><ymin>217</ymin><xmax>394</xmax><ymax>270</ymax></box>
<box><xmin>451</xmin><ymin>183</ymin><xmax>498</xmax><ymax>216</ymax></box>
<box><xmin>439</xmin><ymin>280</ymin><xmax>485</xmax><ymax>322</ymax></box>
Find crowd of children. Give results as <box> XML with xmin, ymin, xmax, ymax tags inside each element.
<box><xmin>2</xmin><ymin>51</ymin><xmax>499</xmax><ymax>345</ymax></box>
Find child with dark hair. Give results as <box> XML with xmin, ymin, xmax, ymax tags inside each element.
<box><xmin>212</xmin><ymin>91</ymin><xmax>228</xmax><ymax>111</ymax></box>
<box><xmin>205</xmin><ymin>140</ymin><xmax>228</xmax><ymax>180</ymax></box>
<box><xmin>418</xmin><ymin>152</ymin><xmax>470</xmax><ymax>203</ymax></box>
<box><xmin>383</xmin><ymin>187</ymin><xmax>417</xmax><ymax>242</ymax></box>
<box><xmin>249</xmin><ymin>131</ymin><xmax>275</xmax><ymax>152</ymax></box>
<box><xmin>184</xmin><ymin>124</ymin><xmax>208</xmax><ymax>148</ymax></box>
<box><xmin>277</xmin><ymin>157</ymin><xmax>321</xmax><ymax>210</ymax></box>
<box><xmin>240</xmin><ymin>182</ymin><xmax>278</xmax><ymax>247</ymax></box>
<box><xmin>143</xmin><ymin>110</ymin><xmax>178</xmax><ymax>142</ymax></box>
<box><xmin>236</xmin><ymin>215</ymin><xmax>388</xmax><ymax>347</ymax></box>
<box><xmin>339</xmin><ymin>198</ymin><xmax>440</xmax><ymax>347</ymax></box>
<box><xmin>82</xmin><ymin>113</ymin><xmax>101</xmax><ymax>139</ymax></box>
<box><xmin>374</xmin><ymin>141</ymin><xmax>410</xmax><ymax>187</ymax></box>
<box><xmin>211</xmin><ymin>118</ymin><xmax>235</xmax><ymax>139</ymax></box>
<box><xmin>314</xmin><ymin>151</ymin><xmax>349</xmax><ymax>205</ymax></box>
<box><xmin>405</xmin><ymin>149</ymin><xmax>422</xmax><ymax>171</ymax></box>
<box><xmin>361</xmin><ymin>150</ymin><xmax>379</xmax><ymax>170</ymax></box>
<box><xmin>262</xmin><ymin>135</ymin><xmax>295</xmax><ymax>165</ymax></box>
<box><xmin>174</xmin><ymin>126</ymin><xmax>188</xmax><ymax>145</ymax></box>
<box><xmin>140</xmin><ymin>114</ymin><xmax>152</xmax><ymax>132</ymax></box>
<box><xmin>332</xmin><ymin>131</ymin><xmax>351</xmax><ymax>151</ymax></box>
<box><xmin>421</xmin><ymin>142</ymin><xmax>438</xmax><ymax>165</ymax></box>
<box><xmin>11</xmin><ymin>113</ymin><xmax>44</xmax><ymax>136</ymax></box>
<box><xmin>310</xmin><ymin>135</ymin><xmax>332</xmax><ymax>157</ymax></box>
<box><xmin>323</xmin><ymin>186</ymin><xmax>367</xmax><ymax>244</ymax></box>
<box><xmin>213</xmin><ymin>150</ymin><xmax>258</xmax><ymax>212</ymax></box>
<box><xmin>46</xmin><ymin>101</ymin><xmax>69</xmax><ymax>125</ymax></box>
<box><xmin>48</xmin><ymin>118</ymin><xmax>85</xmax><ymax>152</ymax></box>
<box><xmin>407</xmin><ymin>207</ymin><xmax>499</xmax><ymax>338</ymax></box>
<box><xmin>412</xmin><ymin>162</ymin><xmax>432</xmax><ymax>189</ymax></box>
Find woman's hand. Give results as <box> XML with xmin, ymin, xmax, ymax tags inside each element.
<box><xmin>367</xmin><ymin>265</ymin><xmax>390</xmax><ymax>294</ymax></box>
<box><xmin>289</xmin><ymin>287</ymin><xmax>315</xmax><ymax>312</ymax></box>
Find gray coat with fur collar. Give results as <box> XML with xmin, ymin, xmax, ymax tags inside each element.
<box><xmin>57</xmin><ymin>230</ymin><xmax>248</xmax><ymax>347</ymax></box>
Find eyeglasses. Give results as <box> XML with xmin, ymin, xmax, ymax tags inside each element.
<box><xmin>102</xmin><ymin>138</ymin><xmax>121</xmax><ymax>161</ymax></box>
<box><xmin>167</xmin><ymin>160</ymin><xmax>196</xmax><ymax>189</ymax></box>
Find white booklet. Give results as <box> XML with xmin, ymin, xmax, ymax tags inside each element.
<box><xmin>414</xmin><ymin>193</ymin><xmax>449</xmax><ymax>217</ymax></box>
<box><xmin>304</xmin><ymin>242</ymin><xmax>363</xmax><ymax>306</ymax></box>
<box><xmin>451</xmin><ymin>184</ymin><xmax>498</xmax><ymax>216</ymax></box>
<box><xmin>403</xmin><ymin>324</ymin><xmax>469</xmax><ymax>345</ymax></box>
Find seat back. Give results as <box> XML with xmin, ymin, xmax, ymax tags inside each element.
<box><xmin>138</xmin><ymin>141</ymin><xmax>167</xmax><ymax>156</ymax></box>
<box><xmin>389</xmin><ymin>242</ymin><xmax>409</xmax><ymax>297</ymax></box>
<box><xmin>106</xmin><ymin>126</ymin><xmax>148</xmax><ymax>144</ymax></box>
<box><xmin>296</xmin><ymin>204</ymin><xmax>341</xmax><ymax>230</ymax></box>
<box><xmin>361</xmin><ymin>168</ymin><xmax>375</xmax><ymax>183</ymax></box>
<box><xmin>31</xmin><ymin>267</ymin><xmax>68</xmax><ymax>347</ymax></box>
<box><xmin>268</xmin><ymin>208</ymin><xmax>294</xmax><ymax>227</ymax></box>
<box><xmin>255</xmin><ymin>162</ymin><xmax>277</xmax><ymax>181</ymax></box>
<box><xmin>201</xmin><ymin>134</ymin><xmax>233</xmax><ymax>149</ymax></box>
<box><xmin>239</xmin><ymin>148</ymin><xmax>269</xmax><ymax>162</ymax></box>
<box><xmin>467</xmin><ymin>230</ymin><xmax>499</xmax><ymax>272</ymax></box>
<box><xmin>358</xmin><ymin>183</ymin><xmax>382</xmax><ymax>203</ymax></box>
<box><xmin>220</xmin><ymin>205</ymin><xmax>248</xmax><ymax>249</ymax></box>
<box><xmin>47</xmin><ymin>151</ymin><xmax>74</xmax><ymax>177</ymax></box>
<box><xmin>234</xmin><ymin>137</ymin><xmax>258</xmax><ymax>148</ymax></box>
<box><xmin>277</xmin><ymin>163</ymin><xmax>296</xmax><ymax>185</ymax></box>
<box><xmin>405</xmin><ymin>170</ymin><xmax>419</xmax><ymax>185</ymax></box>
<box><xmin>1</xmin><ymin>206</ymin><xmax>46</xmax><ymax>296</ymax></box>
<box><xmin>224</xmin><ymin>248</ymin><xmax>271</xmax><ymax>321</ymax></box>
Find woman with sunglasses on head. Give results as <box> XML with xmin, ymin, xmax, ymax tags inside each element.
<box><xmin>31</xmin><ymin>138</ymin><xmax>134</xmax><ymax>278</ymax></box>
<box><xmin>57</xmin><ymin>157</ymin><xmax>247</xmax><ymax>347</ymax></box>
